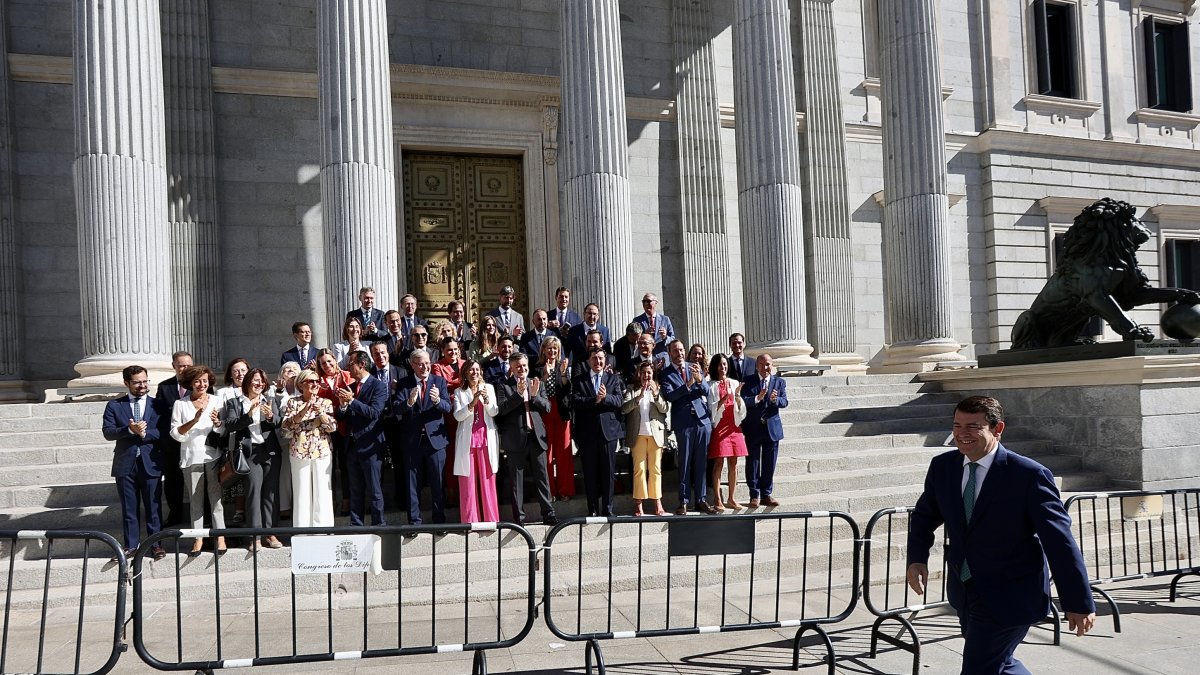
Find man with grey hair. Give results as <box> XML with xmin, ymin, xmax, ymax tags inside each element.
<box><xmin>495</xmin><ymin>352</ymin><xmax>556</xmax><ymax>525</ymax></box>
<box><xmin>395</xmin><ymin>348</ymin><xmax>451</xmax><ymax>526</ymax></box>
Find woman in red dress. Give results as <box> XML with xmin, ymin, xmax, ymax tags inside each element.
<box><xmin>706</xmin><ymin>354</ymin><xmax>747</xmax><ymax>512</ymax></box>
<box><xmin>537</xmin><ymin>336</ymin><xmax>575</xmax><ymax>501</ymax></box>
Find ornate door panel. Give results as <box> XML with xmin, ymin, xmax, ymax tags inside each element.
<box><xmin>403</xmin><ymin>154</ymin><xmax>527</xmax><ymax>323</ymax></box>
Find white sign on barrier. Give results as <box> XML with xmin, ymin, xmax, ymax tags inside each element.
<box><xmin>290</xmin><ymin>534</ymin><xmax>379</xmax><ymax>575</ymax></box>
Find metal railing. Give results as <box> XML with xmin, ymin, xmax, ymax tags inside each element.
<box><xmin>130</xmin><ymin>523</ymin><xmax>537</xmax><ymax>674</ymax></box>
<box><xmin>1064</xmin><ymin>488</ymin><xmax>1200</xmax><ymax>633</ymax></box>
<box><xmin>860</xmin><ymin>507</ymin><xmax>1061</xmax><ymax>675</ymax></box>
<box><xmin>0</xmin><ymin>529</ymin><xmax>127</xmax><ymax>675</ymax></box>
<box><xmin>541</xmin><ymin>511</ymin><xmax>861</xmax><ymax>675</ymax></box>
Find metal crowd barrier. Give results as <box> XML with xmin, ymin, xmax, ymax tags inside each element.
<box><xmin>541</xmin><ymin>511</ymin><xmax>861</xmax><ymax>675</ymax></box>
<box><xmin>0</xmin><ymin>529</ymin><xmax>127</xmax><ymax>675</ymax></box>
<box><xmin>860</xmin><ymin>507</ymin><xmax>1061</xmax><ymax>675</ymax></box>
<box><xmin>131</xmin><ymin>523</ymin><xmax>537</xmax><ymax>674</ymax></box>
<box><xmin>1064</xmin><ymin>488</ymin><xmax>1200</xmax><ymax>632</ymax></box>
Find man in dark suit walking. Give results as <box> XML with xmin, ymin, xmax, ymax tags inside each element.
<box><xmin>335</xmin><ymin>352</ymin><xmax>390</xmax><ymax>526</ymax></box>
<box><xmin>907</xmin><ymin>396</ymin><xmax>1095</xmax><ymax>673</ymax></box>
<box><xmin>346</xmin><ymin>286</ymin><xmax>388</xmax><ymax>340</ymax></box>
<box><xmin>740</xmin><ymin>353</ymin><xmax>788</xmax><ymax>508</ymax></box>
<box><xmin>281</xmin><ymin>321</ymin><xmax>320</xmax><ymax>369</ymax></box>
<box><xmin>571</xmin><ymin>349</ymin><xmax>624</xmax><ymax>517</ymax></box>
<box><xmin>495</xmin><ymin>352</ymin><xmax>557</xmax><ymax>525</ymax></box>
<box><xmin>101</xmin><ymin>365</ymin><xmax>166</xmax><ymax>560</ymax></box>
<box><xmin>661</xmin><ymin>339</ymin><xmax>714</xmax><ymax>515</ymax></box>
<box><xmin>395</xmin><ymin>348</ymin><xmax>452</xmax><ymax>525</ymax></box>
<box><xmin>154</xmin><ymin>350</ymin><xmax>192</xmax><ymax>526</ymax></box>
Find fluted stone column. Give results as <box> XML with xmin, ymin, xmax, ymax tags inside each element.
<box><xmin>560</xmin><ymin>0</ymin><xmax>635</xmax><ymax>323</ymax></box>
<box><xmin>0</xmin><ymin>0</ymin><xmax>26</xmax><ymax>400</ymax></box>
<box><xmin>796</xmin><ymin>0</ymin><xmax>864</xmax><ymax>372</ymax></box>
<box><xmin>163</xmin><ymin>0</ymin><xmax>222</xmax><ymax>366</ymax></box>
<box><xmin>732</xmin><ymin>0</ymin><xmax>815</xmax><ymax>364</ymax></box>
<box><xmin>72</xmin><ymin>0</ymin><xmax>173</xmax><ymax>385</ymax></box>
<box><xmin>877</xmin><ymin>0</ymin><xmax>964</xmax><ymax>369</ymax></box>
<box><xmin>672</xmin><ymin>0</ymin><xmax>732</xmax><ymax>349</ymax></box>
<box><xmin>318</xmin><ymin>0</ymin><xmax>398</xmax><ymax>339</ymax></box>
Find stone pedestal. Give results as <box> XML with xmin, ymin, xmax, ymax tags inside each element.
<box><xmin>732</xmin><ymin>0</ymin><xmax>815</xmax><ymax>365</ymax></box>
<box><xmin>318</xmin><ymin>0</ymin><xmax>399</xmax><ymax>339</ymax></box>
<box><xmin>923</xmin><ymin>356</ymin><xmax>1200</xmax><ymax>489</ymax></box>
<box><xmin>71</xmin><ymin>0</ymin><xmax>173</xmax><ymax>385</ymax></box>
<box><xmin>876</xmin><ymin>0</ymin><xmax>964</xmax><ymax>371</ymax></box>
<box><xmin>560</xmin><ymin>0</ymin><xmax>635</xmax><ymax>323</ymax></box>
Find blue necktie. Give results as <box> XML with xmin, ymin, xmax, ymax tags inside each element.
<box><xmin>132</xmin><ymin>397</ymin><xmax>142</xmax><ymax>422</ymax></box>
<box><xmin>961</xmin><ymin>462</ymin><xmax>980</xmax><ymax>581</ymax></box>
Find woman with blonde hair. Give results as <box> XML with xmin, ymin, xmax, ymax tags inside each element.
<box><xmin>281</xmin><ymin>369</ymin><xmax>338</xmax><ymax>526</ymax></box>
<box><xmin>313</xmin><ymin>348</ymin><xmax>353</xmax><ymax>516</ymax></box>
<box><xmin>537</xmin><ymin>336</ymin><xmax>574</xmax><ymax>501</ymax></box>
<box><xmin>620</xmin><ymin>361</ymin><xmax>668</xmax><ymax>516</ymax></box>
<box><xmin>451</xmin><ymin>359</ymin><xmax>500</xmax><ymax>522</ymax></box>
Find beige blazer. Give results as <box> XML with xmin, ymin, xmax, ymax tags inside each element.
<box><xmin>707</xmin><ymin>377</ymin><xmax>746</xmax><ymax>426</ymax></box>
<box><xmin>451</xmin><ymin>384</ymin><xmax>499</xmax><ymax>476</ymax></box>
<box><xmin>621</xmin><ymin>385</ymin><xmax>669</xmax><ymax>447</ymax></box>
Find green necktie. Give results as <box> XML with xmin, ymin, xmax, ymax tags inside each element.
<box><xmin>961</xmin><ymin>462</ymin><xmax>980</xmax><ymax>581</ymax></box>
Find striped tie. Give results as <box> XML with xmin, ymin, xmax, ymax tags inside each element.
<box><xmin>961</xmin><ymin>462</ymin><xmax>980</xmax><ymax>581</ymax></box>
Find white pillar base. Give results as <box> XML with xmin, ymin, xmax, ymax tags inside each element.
<box><xmin>818</xmin><ymin>352</ymin><xmax>869</xmax><ymax>373</ymax></box>
<box><xmin>71</xmin><ymin>355</ymin><xmax>173</xmax><ymax>387</ymax></box>
<box><xmin>748</xmin><ymin>339</ymin><xmax>818</xmax><ymax>366</ymax></box>
<box><xmin>872</xmin><ymin>338</ymin><xmax>965</xmax><ymax>373</ymax></box>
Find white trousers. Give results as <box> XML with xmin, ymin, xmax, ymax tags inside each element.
<box><xmin>290</xmin><ymin>454</ymin><xmax>334</xmax><ymax>528</ymax></box>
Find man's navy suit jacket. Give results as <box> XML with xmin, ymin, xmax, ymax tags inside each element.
<box><xmin>394</xmin><ymin>374</ymin><xmax>452</xmax><ymax>453</ymax></box>
<box><xmin>907</xmin><ymin>444</ymin><xmax>1096</xmax><ymax>626</ymax></box>
<box><xmin>102</xmin><ymin>395</ymin><xmax>164</xmax><ymax>478</ymax></box>
<box><xmin>740</xmin><ymin>373</ymin><xmax>788</xmax><ymax>443</ymax></box>
<box><xmin>335</xmin><ymin>376</ymin><xmax>389</xmax><ymax>457</ymax></box>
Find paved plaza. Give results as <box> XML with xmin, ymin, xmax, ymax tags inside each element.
<box><xmin>5</xmin><ymin>574</ymin><xmax>1198</xmax><ymax>674</ymax></box>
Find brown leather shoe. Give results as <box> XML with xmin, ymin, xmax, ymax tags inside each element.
<box><xmin>674</xmin><ymin>504</ymin><xmax>689</xmax><ymax>516</ymax></box>
<box><xmin>762</xmin><ymin>496</ymin><xmax>780</xmax><ymax>507</ymax></box>
<box><xmin>747</xmin><ymin>498</ymin><xmax>760</xmax><ymax>509</ymax></box>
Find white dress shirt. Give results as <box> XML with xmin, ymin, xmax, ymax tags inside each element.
<box><xmin>961</xmin><ymin>445</ymin><xmax>999</xmax><ymax>498</ymax></box>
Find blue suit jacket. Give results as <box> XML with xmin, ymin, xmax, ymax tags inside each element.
<box><xmin>740</xmin><ymin>373</ymin><xmax>788</xmax><ymax>442</ymax></box>
<box><xmin>336</xmin><ymin>376</ymin><xmax>389</xmax><ymax>456</ymax></box>
<box><xmin>519</xmin><ymin>328</ymin><xmax>560</xmax><ymax>358</ymax></box>
<box><xmin>659</xmin><ymin>363</ymin><xmax>712</xmax><ymax>430</ymax></box>
<box><xmin>346</xmin><ymin>307</ymin><xmax>389</xmax><ymax>340</ymax></box>
<box><xmin>102</xmin><ymin>395</ymin><xmax>163</xmax><ymax>478</ymax></box>
<box><xmin>548</xmin><ymin>307</ymin><xmax>582</xmax><ymax>331</ymax></box>
<box><xmin>633</xmin><ymin>312</ymin><xmax>675</xmax><ymax>353</ymax></box>
<box><xmin>394</xmin><ymin>374</ymin><xmax>452</xmax><ymax>452</ymax></box>
<box><xmin>570</xmin><ymin>370</ymin><xmax>625</xmax><ymax>442</ymax></box>
<box><xmin>726</xmin><ymin>354</ymin><xmax>755</xmax><ymax>383</ymax></box>
<box><xmin>907</xmin><ymin>445</ymin><xmax>1096</xmax><ymax>625</ymax></box>
<box><xmin>281</xmin><ymin>344</ymin><xmax>321</xmax><ymax>369</ymax></box>
<box><xmin>565</xmin><ymin>323</ymin><xmax>612</xmax><ymax>363</ymax></box>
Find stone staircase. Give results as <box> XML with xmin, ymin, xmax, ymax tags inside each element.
<box><xmin>0</xmin><ymin>374</ymin><xmax>1117</xmax><ymax>608</ymax></box>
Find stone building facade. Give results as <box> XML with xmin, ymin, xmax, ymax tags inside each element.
<box><xmin>0</xmin><ymin>0</ymin><xmax>1198</xmax><ymax>395</ymax></box>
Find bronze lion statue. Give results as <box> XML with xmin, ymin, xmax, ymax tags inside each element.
<box><xmin>1011</xmin><ymin>198</ymin><xmax>1200</xmax><ymax>349</ymax></box>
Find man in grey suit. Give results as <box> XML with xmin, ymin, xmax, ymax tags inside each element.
<box><xmin>494</xmin><ymin>352</ymin><xmax>556</xmax><ymax>525</ymax></box>
<box><xmin>486</xmin><ymin>285</ymin><xmax>525</xmax><ymax>336</ymax></box>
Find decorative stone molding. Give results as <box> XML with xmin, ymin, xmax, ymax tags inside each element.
<box><xmin>1020</xmin><ymin>94</ymin><xmax>1103</xmax><ymax>136</ymax></box>
<box><xmin>540</xmin><ymin>104</ymin><xmax>559</xmax><ymax>166</ymax></box>
<box><xmin>1133</xmin><ymin>108</ymin><xmax>1200</xmax><ymax>146</ymax></box>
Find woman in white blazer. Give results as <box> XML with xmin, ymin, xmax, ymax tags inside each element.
<box><xmin>706</xmin><ymin>354</ymin><xmax>748</xmax><ymax>512</ymax></box>
<box><xmin>452</xmin><ymin>359</ymin><xmax>500</xmax><ymax>523</ymax></box>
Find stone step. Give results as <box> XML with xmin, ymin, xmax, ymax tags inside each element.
<box><xmin>785</xmin><ymin>415</ymin><xmax>952</xmax><ymax>439</ymax></box>
<box><xmin>0</xmin><ymin>429</ymin><xmax>111</xmax><ymax>449</ymax></box>
<box><xmin>0</xmin><ymin>444</ymin><xmax>114</xmax><ymax>467</ymax></box>
<box><xmin>0</xmin><ymin>413</ymin><xmax>104</xmax><ymax>433</ymax></box>
<box><xmin>787</xmin><ymin>381</ymin><xmax>944</xmax><ymax>398</ymax></box>
<box><xmin>783</xmin><ymin>401</ymin><xmax>958</xmax><ymax>425</ymax></box>
<box><xmin>790</xmin><ymin>374</ymin><xmax>923</xmax><ymax>387</ymax></box>
<box><xmin>0</xmin><ymin>481</ymin><xmax>117</xmax><ymax>509</ymax></box>
<box><xmin>0</xmin><ymin>462</ymin><xmax>113</xmax><ymax>488</ymax></box>
<box><xmin>0</xmin><ymin>402</ymin><xmax>110</xmax><ymax>419</ymax></box>
<box><xmin>788</xmin><ymin>391</ymin><xmax>962</xmax><ymax>410</ymax></box>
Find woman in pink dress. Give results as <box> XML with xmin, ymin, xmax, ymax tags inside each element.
<box><xmin>452</xmin><ymin>360</ymin><xmax>500</xmax><ymax>522</ymax></box>
<box><xmin>706</xmin><ymin>354</ymin><xmax>747</xmax><ymax>512</ymax></box>
<box><xmin>434</xmin><ymin>336</ymin><xmax>467</xmax><ymax>502</ymax></box>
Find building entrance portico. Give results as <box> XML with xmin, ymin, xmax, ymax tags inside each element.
<box><xmin>402</xmin><ymin>153</ymin><xmax>529</xmax><ymax>322</ymax></box>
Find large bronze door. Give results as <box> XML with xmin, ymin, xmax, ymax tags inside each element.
<box><xmin>402</xmin><ymin>154</ymin><xmax>527</xmax><ymax>323</ymax></box>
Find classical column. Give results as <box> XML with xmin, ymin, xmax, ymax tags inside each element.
<box><xmin>877</xmin><ymin>0</ymin><xmax>964</xmax><ymax>369</ymax></box>
<box><xmin>796</xmin><ymin>0</ymin><xmax>864</xmax><ymax>371</ymax></box>
<box><xmin>732</xmin><ymin>0</ymin><xmax>815</xmax><ymax>364</ymax></box>
<box><xmin>318</xmin><ymin>0</ymin><xmax>398</xmax><ymax>339</ymax></box>
<box><xmin>0</xmin><ymin>0</ymin><xmax>25</xmax><ymax>400</ymax></box>
<box><xmin>671</xmin><ymin>0</ymin><xmax>732</xmax><ymax>349</ymax></box>
<box><xmin>560</xmin><ymin>0</ymin><xmax>635</xmax><ymax>323</ymax></box>
<box><xmin>163</xmin><ymin>0</ymin><xmax>222</xmax><ymax>366</ymax></box>
<box><xmin>72</xmin><ymin>0</ymin><xmax>173</xmax><ymax>385</ymax></box>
